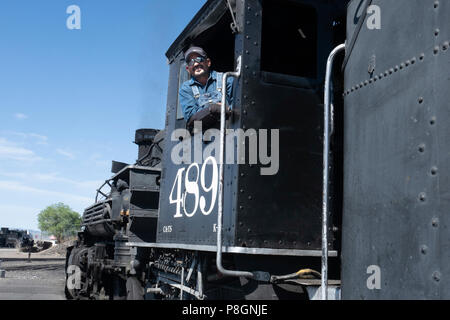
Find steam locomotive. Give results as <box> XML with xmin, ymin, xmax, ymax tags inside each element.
<box><xmin>65</xmin><ymin>0</ymin><xmax>450</xmax><ymax>300</ymax></box>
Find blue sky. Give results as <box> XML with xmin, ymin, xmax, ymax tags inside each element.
<box><xmin>0</xmin><ymin>0</ymin><xmax>206</xmax><ymax>230</ymax></box>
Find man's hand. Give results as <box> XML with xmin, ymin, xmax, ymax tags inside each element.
<box><xmin>208</xmin><ymin>103</ymin><xmax>232</xmax><ymax>118</ymax></box>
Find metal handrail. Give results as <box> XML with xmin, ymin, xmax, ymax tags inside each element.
<box><xmin>322</xmin><ymin>43</ymin><xmax>346</xmax><ymax>300</ymax></box>
<box><xmin>95</xmin><ymin>179</ymin><xmax>112</xmax><ymax>202</ymax></box>
<box><xmin>216</xmin><ymin>55</ymin><xmax>254</xmax><ymax>279</ymax></box>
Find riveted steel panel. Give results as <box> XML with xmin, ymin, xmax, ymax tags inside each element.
<box><xmin>342</xmin><ymin>0</ymin><xmax>450</xmax><ymax>299</ymax></box>
<box><xmin>234</xmin><ymin>0</ymin><xmax>346</xmax><ymax>250</ymax></box>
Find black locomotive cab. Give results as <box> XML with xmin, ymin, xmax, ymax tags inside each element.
<box><xmin>155</xmin><ymin>0</ymin><xmax>346</xmax><ymax>252</ymax></box>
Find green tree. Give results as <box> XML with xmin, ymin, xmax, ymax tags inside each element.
<box><xmin>38</xmin><ymin>203</ymin><xmax>82</xmax><ymax>243</ymax></box>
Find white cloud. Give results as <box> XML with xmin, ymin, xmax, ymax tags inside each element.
<box><xmin>14</xmin><ymin>113</ymin><xmax>28</xmax><ymax>120</ymax></box>
<box><xmin>56</xmin><ymin>148</ymin><xmax>75</xmax><ymax>159</ymax></box>
<box><xmin>1</xmin><ymin>131</ymin><xmax>49</xmax><ymax>145</ymax></box>
<box><xmin>29</xmin><ymin>133</ymin><xmax>48</xmax><ymax>145</ymax></box>
<box><xmin>90</xmin><ymin>152</ymin><xmax>111</xmax><ymax>168</ymax></box>
<box><xmin>0</xmin><ymin>171</ymin><xmax>103</xmax><ymax>191</ymax></box>
<box><xmin>0</xmin><ymin>137</ymin><xmax>42</xmax><ymax>162</ymax></box>
<box><xmin>0</xmin><ymin>180</ymin><xmax>93</xmax><ymax>205</ymax></box>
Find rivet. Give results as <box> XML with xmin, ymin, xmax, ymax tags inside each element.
<box><xmin>405</xmin><ymin>60</ymin><xmax>410</xmax><ymax>66</ymax></box>
<box><xmin>421</xmin><ymin>245</ymin><xmax>428</xmax><ymax>255</ymax></box>
<box><xmin>418</xmin><ymin>144</ymin><xmax>426</xmax><ymax>153</ymax></box>
<box><xmin>434</xmin><ymin>46</ymin><xmax>439</xmax><ymax>55</ymax></box>
<box><xmin>419</xmin><ymin>192</ymin><xmax>427</xmax><ymax>202</ymax></box>
<box><xmin>434</xmin><ymin>1</ymin><xmax>439</xmax><ymax>9</ymax></box>
<box><xmin>433</xmin><ymin>271</ymin><xmax>441</xmax><ymax>282</ymax></box>
<box><xmin>434</xmin><ymin>29</ymin><xmax>440</xmax><ymax>37</ymax></box>
<box><xmin>245</xmin><ymin>50</ymin><xmax>250</xmax><ymax>54</ymax></box>
<box><xmin>411</xmin><ymin>57</ymin><xmax>416</xmax><ymax>64</ymax></box>
<box><xmin>389</xmin><ymin>68</ymin><xmax>394</xmax><ymax>74</ymax></box>
<box><xmin>443</xmin><ymin>42</ymin><xmax>449</xmax><ymax>51</ymax></box>
<box><xmin>254</xmin><ymin>42</ymin><xmax>258</xmax><ymax>46</ymax></box>
<box><xmin>430</xmin><ymin>117</ymin><xmax>436</xmax><ymax>126</ymax></box>
<box><xmin>420</xmin><ymin>54</ymin><xmax>425</xmax><ymax>61</ymax></box>
<box><xmin>248</xmin><ymin>196</ymin><xmax>252</xmax><ymax>200</ymax></box>
<box><xmin>395</xmin><ymin>65</ymin><xmax>399</xmax><ymax>71</ymax></box>
<box><xmin>432</xmin><ymin>218</ymin><xmax>439</xmax><ymax>227</ymax></box>
<box><xmin>431</xmin><ymin>166</ymin><xmax>438</xmax><ymax>176</ymax></box>
<box><xmin>246</xmin><ymin>21</ymin><xmax>251</xmax><ymax>25</ymax></box>
<box><xmin>400</xmin><ymin>63</ymin><xmax>405</xmax><ymax>69</ymax></box>
<box><xmin>418</xmin><ymin>97</ymin><xmax>424</xmax><ymax>104</ymax></box>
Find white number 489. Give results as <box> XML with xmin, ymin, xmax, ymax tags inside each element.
<box><xmin>170</xmin><ymin>156</ymin><xmax>218</xmax><ymax>218</ymax></box>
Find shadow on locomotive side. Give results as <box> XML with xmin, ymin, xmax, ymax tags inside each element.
<box><xmin>66</xmin><ymin>0</ymin><xmax>450</xmax><ymax>300</ymax></box>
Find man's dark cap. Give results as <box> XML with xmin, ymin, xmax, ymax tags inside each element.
<box><xmin>184</xmin><ymin>46</ymin><xmax>208</xmax><ymax>61</ymax></box>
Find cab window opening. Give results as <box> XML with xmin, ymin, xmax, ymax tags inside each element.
<box><xmin>261</xmin><ymin>0</ymin><xmax>318</xmax><ymax>79</ymax></box>
<box><xmin>175</xmin><ymin>11</ymin><xmax>236</xmax><ymax>123</ymax></box>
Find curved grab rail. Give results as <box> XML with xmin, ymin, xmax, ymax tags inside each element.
<box><xmin>322</xmin><ymin>43</ymin><xmax>346</xmax><ymax>300</ymax></box>
<box><xmin>216</xmin><ymin>56</ymin><xmax>254</xmax><ymax>279</ymax></box>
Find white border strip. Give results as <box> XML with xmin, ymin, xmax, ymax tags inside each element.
<box><xmin>126</xmin><ymin>242</ymin><xmax>338</xmax><ymax>257</ymax></box>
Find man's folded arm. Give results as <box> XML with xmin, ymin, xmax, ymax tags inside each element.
<box><xmin>179</xmin><ymin>84</ymin><xmax>199</xmax><ymax>122</ymax></box>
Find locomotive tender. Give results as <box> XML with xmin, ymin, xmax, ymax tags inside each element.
<box><xmin>65</xmin><ymin>0</ymin><xmax>450</xmax><ymax>300</ymax></box>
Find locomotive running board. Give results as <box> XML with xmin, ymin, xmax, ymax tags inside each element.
<box><xmin>126</xmin><ymin>242</ymin><xmax>337</xmax><ymax>257</ymax></box>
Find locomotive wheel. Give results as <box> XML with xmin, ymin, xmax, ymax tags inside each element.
<box><xmin>112</xmin><ymin>275</ymin><xmax>127</xmax><ymax>300</ymax></box>
<box><xmin>126</xmin><ymin>276</ymin><xmax>145</xmax><ymax>300</ymax></box>
<box><xmin>65</xmin><ymin>247</ymin><xmax>89</xmax><ymax>300</ymax></box>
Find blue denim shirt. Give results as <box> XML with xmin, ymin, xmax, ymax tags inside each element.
<box><xmin>179</xmin><ymin>70</ymin><xmax>234</xmax><ymax>122</ymax></box>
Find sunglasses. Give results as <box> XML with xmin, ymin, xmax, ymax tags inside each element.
<box><xmin>187</xmin><ymin>56</ymin><xmax>207</xmax><ymax>66</ymax></box>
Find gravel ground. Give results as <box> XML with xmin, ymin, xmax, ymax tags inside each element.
<box><xmin>0</xmin><ymin>249</ymin><xmax>66</xmax><ymax>300</ymax></box>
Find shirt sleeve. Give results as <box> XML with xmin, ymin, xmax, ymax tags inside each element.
<box><xmin>179</xmin><ymin>82</ymin><xmax>199</xmax><ymax>122</ymax></box>
<box><xmin>226</xmin><ymin>76</ymin><xmax>234</xmax><ymax>108</ymax></box>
